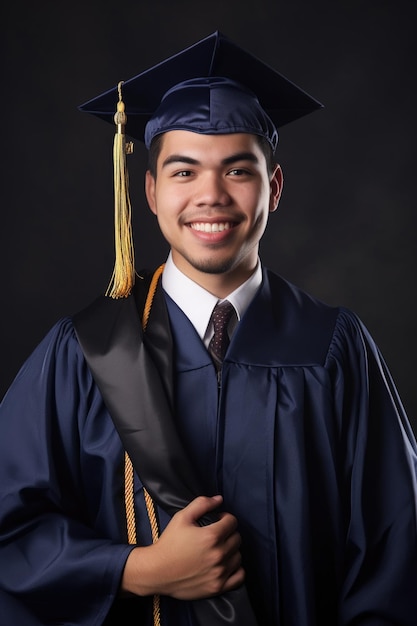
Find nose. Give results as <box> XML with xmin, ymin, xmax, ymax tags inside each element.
<box><xmin>194</xmin><ymin>172</ymin><xmax>231</xmax><ymax>207</ymax></box>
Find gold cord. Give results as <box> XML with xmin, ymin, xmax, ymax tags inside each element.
<box><xmin>142</xmin><ymin>264</ymin><xmax>165</xmax><ymax>330</ymax></box>
<box><xmin>124</xmin><ymin>453</ymin><xmax>137</xmax><ymax>545</ymax></box>
<box><xmin>124</xmin><ymin>264</ymin><xmax>165</xmax><ymax>625</ymax></box>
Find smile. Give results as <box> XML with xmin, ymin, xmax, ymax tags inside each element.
<box><xmin>190</xmin><ymin>222</ymin><xmax>233</xmax><ymax>233</ymax></box>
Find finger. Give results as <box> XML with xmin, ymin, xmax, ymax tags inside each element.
<box><xmin>223</xmin><ymin>565</ymin><xmax>246</xmax><ymax>592</ymax></box>
<box><xmin>180</xmin><ymin>495</ymin><xmax>223</xmax><ymax>525</ymax></box>
<box><xmin>222</xmin><ymin>528</ymin><xmax>242</xmax><ymax>556</ymax></box>
<box><xmin>213</xmin><ymin>511</ymin><xmax>239</xmax><ymax>538</ymax></box>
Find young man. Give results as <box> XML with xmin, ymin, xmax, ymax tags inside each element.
<box><xmin>1</xmin><ymin>32</ymin><xmax>416</xmax><ymax>626</ymax></box>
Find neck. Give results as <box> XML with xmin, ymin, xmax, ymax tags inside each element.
<box><xmin>171</xmin><ymin>254</ymin><xmax>258</xmax><ymax>299</ymax></box>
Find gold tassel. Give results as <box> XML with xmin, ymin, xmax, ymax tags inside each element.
<box><xmin>105</xmin><ymin>81</ymin><xmax>135</xmax><ymax>299</ymax></box>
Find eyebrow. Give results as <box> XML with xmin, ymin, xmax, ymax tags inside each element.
<box><xmin>161</xmin><ymin>151</ymin><xmax>260</xmax><ymax>169</ymax></box>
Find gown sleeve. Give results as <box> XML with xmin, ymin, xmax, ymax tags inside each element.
<box><xmin>0</xmin><ymin>318</ymin><xmax>134</xmax><ymax>625</ymax></box>
<box><xmin>328</xmin><ymin>308</ymin><xmax>417</xmax><ymax>624</ymax></box>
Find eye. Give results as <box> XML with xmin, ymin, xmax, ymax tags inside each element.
<box><xmin>174</xmin><ymin>170</ymin><xmax>192</xmax><ymax>177</ymax></box>
<box><xmin>228</xmin><ymin>168</ymin><xmax>252</xmax><ymax>177</ymax></box>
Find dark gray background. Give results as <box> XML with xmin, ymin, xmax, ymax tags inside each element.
<box><xmin>1</xmin><ymin>1</ymin><xmax>416</xmax><ymax>432</ymax></box>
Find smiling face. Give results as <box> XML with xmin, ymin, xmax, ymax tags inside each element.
<box><xmin>145</xmin><ymin>130</ymin><xmax>283</xmax><ymax>296</ymax></box>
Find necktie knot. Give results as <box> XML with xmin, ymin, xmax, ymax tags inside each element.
<box><xmin>208</xmin><ymin>300</ymin><xmax>235</xmax><ymax>370</ymax></box>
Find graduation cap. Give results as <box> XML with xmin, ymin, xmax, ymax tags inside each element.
<box><xmin>79</xmin><ymin>31</ymin><xmax>323</xmax><ymax>298</ymax></box>
<box><xmin>80</xmin><ymin>30</ymin><xmax>322</xmax><ymax>150</ymax></box>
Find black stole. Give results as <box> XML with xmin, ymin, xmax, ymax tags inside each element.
<box><xmin>72</xmin><ymin>273</ymin><xmax>258</xmax><ymax>625</ymax></box>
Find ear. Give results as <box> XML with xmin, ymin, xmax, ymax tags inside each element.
<box><xmin>145</xmin><ymin>170</ymin><xmax>157</xmax><ymax>215</ymax></box>
<box><xmin>269</xmin><ymin>164</ymin><xmax>284</xmax><ymax>213</ymax></box>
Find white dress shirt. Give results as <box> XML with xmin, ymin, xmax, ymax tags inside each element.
<box><xmin>161</xmin><ymin>252</ymin><xmax>262</xmax><ymax>347</ymax></box>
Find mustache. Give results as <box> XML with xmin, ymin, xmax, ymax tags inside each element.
<box><xmin>181</xmin><ymin>210</ymin><xmax>243</xmax><ymax>225</ymax></box>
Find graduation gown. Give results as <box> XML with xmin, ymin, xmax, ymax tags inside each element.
<box><xmin>0</xmin><ymin>267</ymin><xmax>416</xmax><ymax>625</ymax></box>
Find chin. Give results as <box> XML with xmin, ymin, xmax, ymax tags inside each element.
<box><xmin>189</xmin><ymin>256</ymin><xmax>237</xmax><ymax>275</ymax></box>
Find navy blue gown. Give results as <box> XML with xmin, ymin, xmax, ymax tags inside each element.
<box><xmin>0</xmin><ymin>268</ymin><xmax>416</xmax><ymax>625</ymax></box>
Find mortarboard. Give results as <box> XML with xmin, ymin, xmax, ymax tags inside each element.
<box><xmin>79</xmin><ymin>30</ymin><xmax>322</xmax><ymax>151</ymax></box>
<box><xmin>79</xmin><ymin>31</ymin><xmax>323</xmax><ymax>298</ymax></box>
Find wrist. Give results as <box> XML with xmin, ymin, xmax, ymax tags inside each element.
<box><xmin>121</xmin><ymin>546</ymin><xmax>161</xmax><ymax>597</ymax></box>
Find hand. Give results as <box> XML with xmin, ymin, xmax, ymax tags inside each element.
<box><xmin>121</xmin><ymin>495</ymin><xmax>245</xmax><ymax>600</ymax></box>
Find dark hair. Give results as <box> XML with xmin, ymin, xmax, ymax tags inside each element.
<box><xmin>147</xmin><ymin>133</ymin><xmax>164</xmax><ymax>178</ymax></box>
<box><xmin>147</xmin><ymin>132</ymin><xmax>277</xmax><ymax>178</ymax></box>
<box><xmin>255</xmin><ymin>135</ymin><xmax>277</xmax><ymax>177</ymax></box>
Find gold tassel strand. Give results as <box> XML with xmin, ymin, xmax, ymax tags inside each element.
<box><xmin>106</xmin><ymin>81</ymin><xmax>135</xmax><ymax>299</ymax></box>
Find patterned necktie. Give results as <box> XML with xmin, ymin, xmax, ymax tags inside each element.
<box><xmin>208</xmin><ymin>300</ymin><xmax>235</xmax><ymax>371</ymax></box>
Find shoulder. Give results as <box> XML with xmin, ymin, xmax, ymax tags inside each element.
<box><xmin>29</xmin><ymin>316</ymin><xmax>82</xmax><ymax>361</ymax></box>
<box><xmin>264</xmin><ymin>268</ymin><xmax>338</xmax><ymax>317</ymax></box>
<box><xmin>1</xmin><ymin>316</ymin><xmax>88</xmax><ymax>405</ymax></box>
<box><xmin>262</xmin><ymin>268</ymin><xmax>375</xmax><ymax>365</ymax></box>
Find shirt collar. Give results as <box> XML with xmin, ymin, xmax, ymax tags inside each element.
<box><xmin>161</xmin><ymin>252</ymin><xmax>262</xmax><ymax>341</ymax></box>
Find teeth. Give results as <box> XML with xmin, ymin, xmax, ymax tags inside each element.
<box><xmin>191</xmin><ymin>222</ymin><xmax>231</xmax><ymax>232</ymax></box>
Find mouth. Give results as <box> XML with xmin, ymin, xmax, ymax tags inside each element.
<box><xmin>189</xmin><ymin>221</ymin><xmax>235</xmax><ymax>233</ymax></box>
